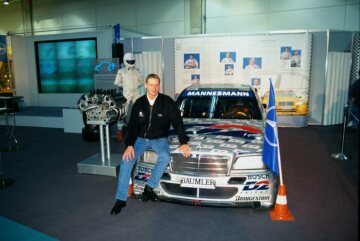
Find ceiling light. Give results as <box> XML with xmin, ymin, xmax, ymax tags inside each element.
<box><xmin>3</xmin><ymin>0</ymin><xmax>9</xmax><ymax>5</ymax></box>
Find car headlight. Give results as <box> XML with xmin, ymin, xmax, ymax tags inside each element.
<box><xmin>232</xmin><ymin>155</ymin><xmax>265</xmax><ymax>170</ymax></box>
<box><xmin>295</xmin><ymin>101</ymin><xmax>304</xmax><ymax>105</ymax></box>
<box><xmin>141</xmin><ymin>150</ymin><xmax>158</xmax><ymax>165</ymax></box>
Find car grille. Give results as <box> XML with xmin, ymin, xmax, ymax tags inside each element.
<box><xmin>170</xmin><ymin>154</ymin><xmax>229</xmax><ymax>176</ymax></box>
<box><xmin>278</xmin><ymin>101</ymin><xmax>294</xmax><ymax>107</ymax></box>
<box><xmin>160</xmin><ymin>182</ymin><xmax>238</xmax><ymax>199</ymax></box>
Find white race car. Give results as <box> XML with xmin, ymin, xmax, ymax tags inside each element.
<box><xmin>132</xmin><ymin>84</ymin><xmax>278</xmax><ymax>209</ymax></box>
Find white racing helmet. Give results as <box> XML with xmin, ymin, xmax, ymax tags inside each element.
<box><xmin>123</xmin><ymin>52</ymin><xmax>136</xmax><ymax>67</ymax></box>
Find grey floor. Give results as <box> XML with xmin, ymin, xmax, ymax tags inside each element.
<box><xmin>0</xmin><ymin>125</ymin><xmax>358</xmax><ymax>241</ymax></box>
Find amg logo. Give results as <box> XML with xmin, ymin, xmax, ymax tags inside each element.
<box><xmin>235</xmin><ymin>196</ymin><xmax>270</xmax><ymax>201</ymax></box>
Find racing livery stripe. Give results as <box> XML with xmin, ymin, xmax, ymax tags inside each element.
<box><xmin>208</xmin><ymin>124</ymin><xmax>262</xmax><ymax>134</ymax></box>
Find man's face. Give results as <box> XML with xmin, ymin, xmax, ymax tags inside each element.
<box><xmin>145</xmin><ymin>77</ymin><xmax>160</xmax><ymax>98</ymax></box>
<box><xmin>250</xmin><ymin>58</ymin><xmax>255</xmax><ymax>65</ymax></box>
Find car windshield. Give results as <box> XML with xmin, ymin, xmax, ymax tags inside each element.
<box><xmin>176</xmin><ymin>94</ymin><xmax>262</xmax><ymax>120</ymax></box>
<box><xmin>177</xmin><ymin>96</ymin><xmax>212</xmax><ymax>118</ymax></box>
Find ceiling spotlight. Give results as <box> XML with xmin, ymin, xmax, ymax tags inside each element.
<box><xmin>3</xmin><ymin>0</ymin><xmax>9</xmax><ymax>5</ymax></box>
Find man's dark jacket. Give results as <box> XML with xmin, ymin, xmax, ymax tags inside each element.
<box><xmin>125</xmin><ymin>93</ymin><xmax>189</xmax><ymax>147</ymax></box>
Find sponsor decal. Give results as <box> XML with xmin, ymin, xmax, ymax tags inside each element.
<box><xmin>235</xmin><ymin>196</ymin><xmax>271</xmax><ymax>201</ymax></box>
<box><xmin>247</xmin><ymin>174</ymin><xmax>270</xmax><ymax>180</ymax></box>
<box><xmin>209</xmin><ymin>149</ymin><xmax>227</xmax><ymax>153</ymax></box>
<box><xmin>180</xmin><ymin>177</ymin><xmax>216</xmax><ymax>189</ymax></box>
<box><xmin>206</xmin><ymin>139</ymin><xmax>224</xmax><ymax>143</ymax></box>
<box><xmin>135</xmin><ymin>166</ymin><xmax>152</xmax><ymax>181</ymax></box>
<box><xmin>184</xmin><ymin>90</ymin><xmax>251</xmax><ymax>97</ymax></box>
<box><xmin>137</xmin><ymin>166</ymin><xmax>152</xmax><ymax>173</ymax></box>
<box><xmin>242</xmin><ymin>180</ymin><xmax>270</xmax><ymax>191</ymax></box>
<box><xmin>219</xmin><ymin>143</ymin><xmax>238</xmax><ymax>149</ymax></box>
<box><xmin>242</xmin><ymin>144</ymin><xmax>261</xmax><ymax>149</ymax></box>
<box><xmin>134</xmin><ymin>172</ymin><xmax>151</xmax><ymax>181</ymax></box>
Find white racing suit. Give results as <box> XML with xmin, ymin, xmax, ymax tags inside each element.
<box><xmin>114</xmin><ymin>67</ymin><xmax>143</xmax><ymax>121</ymax></box>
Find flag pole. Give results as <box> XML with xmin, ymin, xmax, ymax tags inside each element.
<box><xmin>276</xmin><ymin>129</ymin><xmax>283</xmax><ymax>185</ymax></box>
<box><xmin>268</xmin><ymin>79</ymin><xmax>294</xmax><ymax>221</ymax></box>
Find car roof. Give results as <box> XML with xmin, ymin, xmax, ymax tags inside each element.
<box><xmin>184</xmin><ymin>83</ymin><xmax>253</xmax><ymax>91</ymax></box>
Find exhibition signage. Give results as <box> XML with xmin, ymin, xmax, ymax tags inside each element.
<box><xmin>94</xmin><ymin>58</ymin><xmax>119</xmax><ymax>90</ymax></box>
<box><xmin>174</xmin><ymin>34</ymin><xmax>312</xmax><ymax>127</ymax></box>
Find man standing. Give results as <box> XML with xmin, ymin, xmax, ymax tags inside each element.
<box><xmin>111</xmin><ymin>73</ymin><xmax>191</xmax><ymax>215</ymax></box>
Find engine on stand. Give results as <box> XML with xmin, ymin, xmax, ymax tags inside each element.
<box><xmin>78</xmin><ymin>89</ymin><xmax>127</xmax><ymax>141</ymax></box>
<box><xmin>76</xmin><ymin>89</ymin><xmax>127</xmax><ymax>177</ymax></box>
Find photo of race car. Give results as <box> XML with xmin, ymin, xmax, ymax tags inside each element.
<box><xmin>132</xmin><ymin>84</ymin><xmax>278</xmax><ymax>209</ymax></box>
<box><xmin>262</xmin><ymin>89</ymin><xmax>307</xmax><ymax>115</ymax></box>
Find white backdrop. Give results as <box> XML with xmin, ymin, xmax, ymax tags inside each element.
<box><xmin>174</xmin><ymin>34</ymin><xmax>312</xmax><ymax>126</ymax></box>
<box><xmin>323</xmin><ymin>52</ymin><xmax>352</xmax><ymax>125</ymax></box>
<box><xmin>134</xmin><ymin>52</ymin><xmax>163</xmax><ymax>94</ymax></box>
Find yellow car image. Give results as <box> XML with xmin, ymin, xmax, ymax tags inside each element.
<box><xmin>262</xmin><ymin>89</ymin><xmax>307</xmax><ymax>115</ymax></box>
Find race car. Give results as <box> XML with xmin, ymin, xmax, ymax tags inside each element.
<box><xmin>132</xmin><ymin>84</ymin><xmax>278</xmax><ymax>209</ymax></box>
<box><xmin>262</xmin><ymin>89</ymin><xmax>307</xmax><ymax>115</ymax></box>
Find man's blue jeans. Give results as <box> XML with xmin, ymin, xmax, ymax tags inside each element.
<box><xmin>115</xmin><ymin>137</ymin><xmax>170</xmax><ymax>201</ymax></box>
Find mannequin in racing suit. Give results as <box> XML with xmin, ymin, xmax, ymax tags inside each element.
<box><xmin>114</xmin><ymin>53</ymin><xmax>144</xmax><ymax>118</ymax></box>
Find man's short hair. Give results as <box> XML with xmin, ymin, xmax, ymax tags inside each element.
<box><xmin>146</xmin><ymin>73</ymin><xmax>161</xmax><ymax>83</ymax></box>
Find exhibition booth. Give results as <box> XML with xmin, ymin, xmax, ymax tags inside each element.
<box><xmin>0</xmin><ymin>29</ymin><xmax>358</xmax><ymax>131</ymax></box>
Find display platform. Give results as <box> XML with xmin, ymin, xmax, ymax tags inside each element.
<box><xmin>77</xmin><ymin>153</ymin><xmax>121</xmax><ymax>177</ymax></box>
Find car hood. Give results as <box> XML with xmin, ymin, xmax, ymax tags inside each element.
<box><xmin>169</xmin><ymin>118</ymin><xmax>264</xmax><ymax>155</ymax></box>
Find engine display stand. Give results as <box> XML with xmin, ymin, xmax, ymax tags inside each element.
<box><xmin>77</xmin><ymin>122</ymin><xmax>121</xmax><ymax>177</ymax></box>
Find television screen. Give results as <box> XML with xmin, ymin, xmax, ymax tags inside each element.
<box><xmin>35</xmin><ymin>38</ymin><xmax>97</xmax><ymax>93</ymax></box>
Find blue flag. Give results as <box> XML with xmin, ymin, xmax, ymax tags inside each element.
<box><xmin>0</xmin><ymin>35</ymin><xmax>7</xmax><ymax>62</ymax></box>
<box><xmin>262</xmin><ymin>79</ymin><xmax>279</xmax><ymax>176</ymax></box>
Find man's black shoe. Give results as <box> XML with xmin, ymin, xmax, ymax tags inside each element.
<box><xmin>141</xmin><ymin>185</ymin><xmax>159</xmax><ymax>202</ymax></box>
<box><xmin>110</xmin><ymin>200</ymin><xmax>126</xmax><ymax>215</ymax></box>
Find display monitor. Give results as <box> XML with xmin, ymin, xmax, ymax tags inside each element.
<box><xmin>35</xmin><ymin>38</ymin><xmax>97</xmax><ymax>93</ymax></box>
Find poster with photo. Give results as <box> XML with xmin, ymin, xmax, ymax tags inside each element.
<box><xmin>191</xmin><ymin>74</ymin><xmax>200</xmax><ymax>85</ymax></box>
<box><xmin>220</xmin><ymin>52</ymin><xmax>236</xmax><ymax>63</ymax></box>
<box><xmin>174</xmin><ymin>34</ymin><xmax>312</xmax><ymax>127</ymax></box>
<box><xmin>184</xmin><ymin>53</ymin><xmax>200</xmax><ymax>69</ymax></box>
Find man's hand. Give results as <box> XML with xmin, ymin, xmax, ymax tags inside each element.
<box><xmin>179</xmin><ymin>144</ymin><xmax>191</xmax><ymax>158</ymax></box>
<box><xmin>122</xmin><ymin>146</ymin><xmax>135</xmax><ymax>161</ymax></box>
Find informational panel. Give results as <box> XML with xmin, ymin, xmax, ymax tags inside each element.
<box><xmin>94</xmin><ymin>58</ymin><xmax>119</xmax><ymax>90</ymax></box>
<box><xmin>175</xmin><ymin>34</ymin><xmax>312</xmax><ymax>127</ymax></box>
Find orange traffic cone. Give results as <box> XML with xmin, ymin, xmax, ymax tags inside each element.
<box><xmin>128</xmin><ymin>179</ymin><xmax>134</xmax><ymax>197</ymax></box>
<box><xmin>270</xmin><ymin>184</ymin><xmax>295</xmax><ymax>221</ymax></box>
